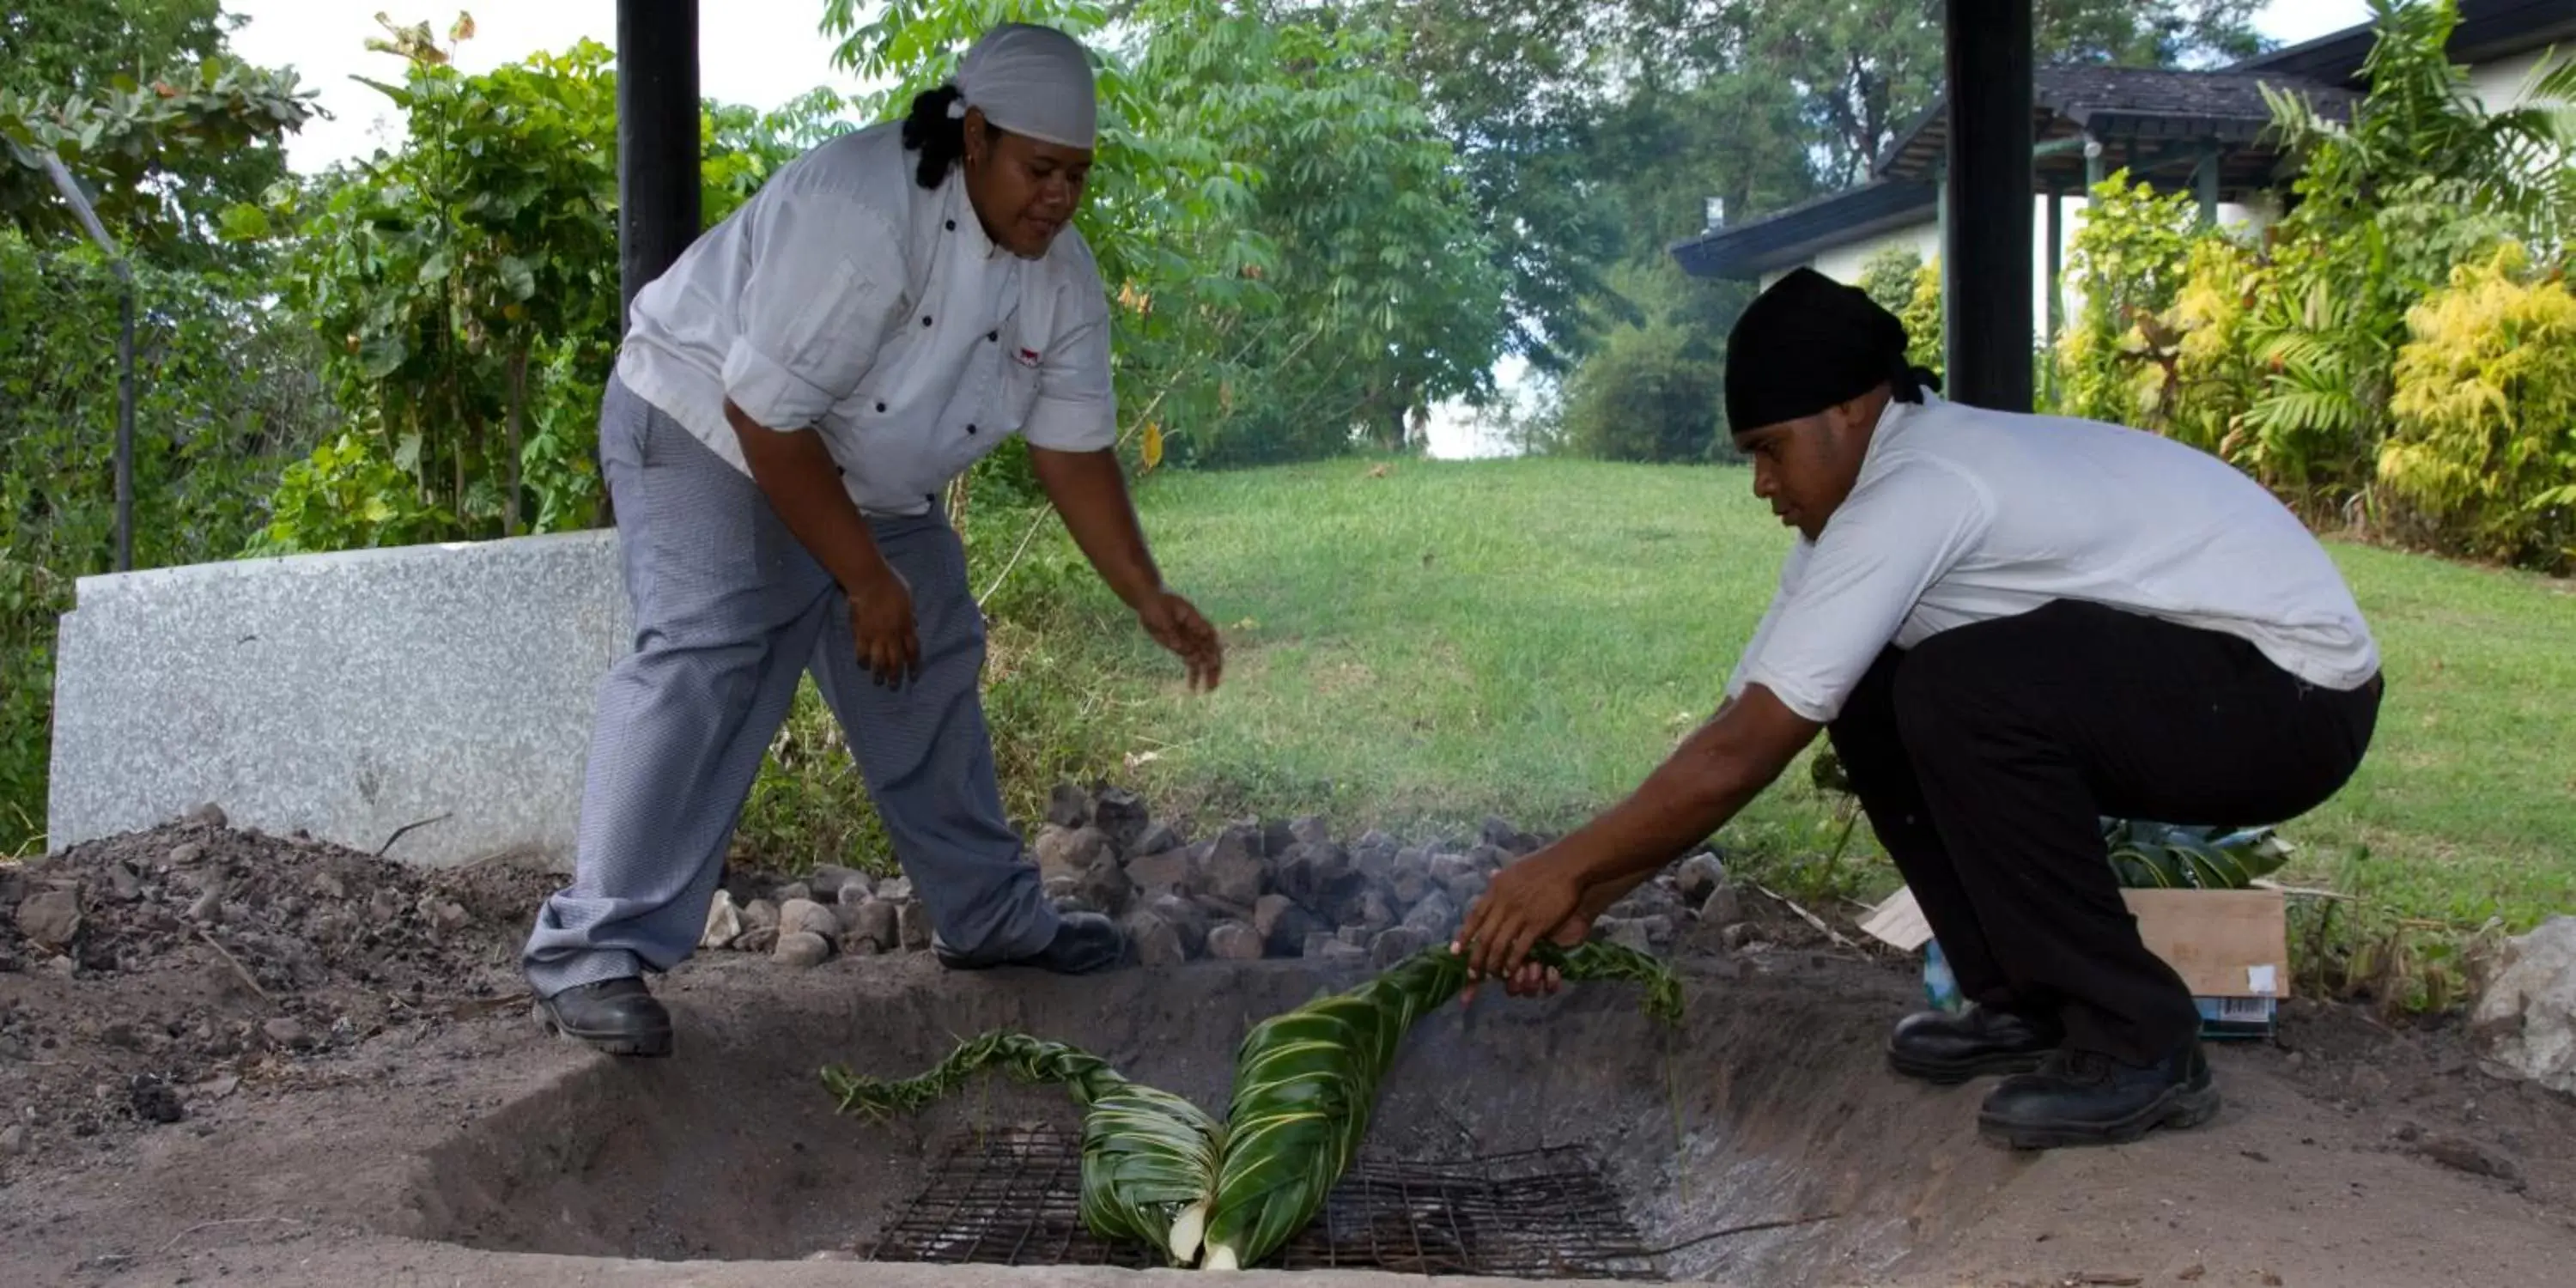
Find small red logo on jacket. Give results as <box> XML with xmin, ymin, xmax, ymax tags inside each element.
<box><xmin>1015</xmin><ymin>347</ymin><xmax>1042</xmax><ymax>368</ymax></box>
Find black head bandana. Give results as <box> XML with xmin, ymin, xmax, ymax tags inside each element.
<box><xmin>1724</xmin><ymin>267</ymin><xmax>1936</xmax><ymax>434</ymax></box>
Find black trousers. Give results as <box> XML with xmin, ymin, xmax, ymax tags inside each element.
<box><xmin>1829</xmin><ymin>599</ymin><xmax>2381</xmax><ymax>1065</ymax></box>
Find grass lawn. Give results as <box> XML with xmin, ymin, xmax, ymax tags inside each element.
<box><xmin>1036</xmin><ymin>455</ymin><xmax>2574</xmax><ymax>935</ymax></box>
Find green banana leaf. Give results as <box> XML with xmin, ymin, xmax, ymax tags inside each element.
<box><xmin>822</xmin><ymin>938</ymin><xmax>1684</xmax><ymax>1272</ymax></box>
<box><xmin>2102</xmin><ymin>817</ymin><xmax>2293</xmax><ymax>890</ymax></box>
<box><xmin>1199</xmin><ymin>939</ymin><xmax>1683</xmax><ymax>1270</ymax></box>
<box><xmin>822</xmin><ymin>1030</ymin><xmax>1225</xmax><ymax>1266</ymax></box>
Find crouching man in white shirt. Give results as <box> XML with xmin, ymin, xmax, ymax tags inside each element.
<box><xmin>521</xmin><ymin>24</ymin><xmax>1224</xmax><ymax>1057</ymax></box>
<box><xmin>1456</xmin><ymin>267</ymin><xmax>2382</xmax><ymax>1149</ymax></box>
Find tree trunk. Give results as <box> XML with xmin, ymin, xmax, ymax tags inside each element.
<box><xmin>506</xmin><ymin>343</ymin><xmax>528</xmax><ymax>536</ymax></box>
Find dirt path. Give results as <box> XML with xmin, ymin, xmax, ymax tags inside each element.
<box><xmin>3</xmin><ymin>823</ymin><xmax>2570</xmax><ymax>1287</ymax></box>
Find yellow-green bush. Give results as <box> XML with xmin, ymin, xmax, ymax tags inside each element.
<box><xmin>1857</xmin><ymin>246</ymin><xmax>1943</xmax><ymax>380</ymax></box>
<box><xmin>2379</xmin><ymin>244</ymin><xmax>2576</xmax><ymax>571</ymax></box>
<box><xmin>1899</xmin><ymin>255</ymin><xmax>1943</xmax><ymax>378</ymax></box>
<box><xmin>2131</xmin><ymin>234</ymin><xmax>2266</xmax><ymax>458</ymax></box>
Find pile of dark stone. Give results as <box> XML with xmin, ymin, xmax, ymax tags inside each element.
<box><xmin>703</xmin><ymin>783</ymin><xmax>1739</xmax><ymax>969</ymax></box>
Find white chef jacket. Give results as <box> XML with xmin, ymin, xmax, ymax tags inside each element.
<box><xmin>1724</xmin><ymin>391</ymin><xmax>2380</xmax><ymax>723</ymax></box>
<box><xmin>615</xmin><ymin>118</ymin><xmax>1118</xmax><ymax>517</ymax></box>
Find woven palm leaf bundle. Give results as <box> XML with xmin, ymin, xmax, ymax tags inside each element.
<box><xmin>822</xmin><ymin>1030</ymin><xmax>1225</xmax><ymax>1265</ymax></box>
<box><xmin>1199</xmin><ymin>939</ymin><xmax>1682</xmax><ymax>1269</ymax></box>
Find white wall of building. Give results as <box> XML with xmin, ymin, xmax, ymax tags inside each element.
<box><xmin>2466</xmin><ymin>46</ymin><xmax>2561</xmax><ymax>112</ymax></box>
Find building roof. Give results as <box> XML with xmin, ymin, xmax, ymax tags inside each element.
<box><xmin>1873</xmin><ymin>64</ymin><xmax>2358</xmax><ymax>193</ymax></box>
<box><xmin>1668</xmin><ymin>179</ymin><xmax>1937</xmax><ymax>281</ymax></box>
<box><xmin>2233</xmin><ymin>0</ymin><xmax>2576</xmax><ymax>85</ymax></box>
<box><xmin>1673</xmin><ymin>1</ymin><xmax>2573</xmax><ymax>283</ymax></box>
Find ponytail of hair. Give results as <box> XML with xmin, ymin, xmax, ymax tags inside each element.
<box><xmin>900</xmin><ymin>84</ymin><xmax>967</xmax><ymax>190</ymax></box>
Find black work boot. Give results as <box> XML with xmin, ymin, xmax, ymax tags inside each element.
<box><xmin>1977</xmin><ymin>1042</ymin><xmax>2221</xmax><ymax>1149</ymax></box>
<box><xmin>1886</xmin><ymin>1004</ymin><xmax>2063</xmax><ymax>1084</ymax></box>
<box><xmin>934</xmin><ymin>909</ymin><xmax>1127</xmax><ymax>975</ymax></box>
<box><xmin>534</xmin><ymin>977</ymin><xmax>672</xmax><ymax>1057</ymax></box>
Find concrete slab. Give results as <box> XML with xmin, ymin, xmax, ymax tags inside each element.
<box><xmin>46</xmin><ymin>530</ymin><xmax>629</xmax><ymax>867</ymax></box>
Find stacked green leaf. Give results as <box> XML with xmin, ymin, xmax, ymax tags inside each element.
<box><xmin>820</xmin><ymin>939</ymin><xmax>1683</xmax><ymax>1271</ymax></box>
<box><xmin>822</xmin><ymin>1030</ymin><xmax>1225</xmax><ymax>1266</ymax></box>
<box><xmin>1199</xmin><ymin>939</ymin><xmax>1683</xmax><ymax>1270</ymax></box>
<box><xmin>2102</xmin><ymin>817</ymin><xmax>2294</xmax><ymax>890</ymax></box>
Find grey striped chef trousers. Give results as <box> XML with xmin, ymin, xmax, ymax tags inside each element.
<box><xmin>521</xmin><ymin>372</ymin><xmax>1060</xmax><ymax>997</ymax></box>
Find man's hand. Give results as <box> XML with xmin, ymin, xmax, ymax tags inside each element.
<box><xmin>1447</xmin><ymin>685</ymin><xmax>1822</xmax><ymax>1002</ymax></box>
<box><xmin>1457</xmin><ymin>908</ymin><xmax>1587</xmax><ymax>1007</ymax></box>
<box><xmin>846</xmin><ymin>562</ymin><xmax>920</xmax><ymax>688</ymax></box>
<box><xmin>1138</xmin><ymin>589</ymin><xmax>1224</xmax><ymax>691</ymax></box>
<box><xmin>1453</xmin><ymin>849</ymin><xmax>1587</xmax><ymax>981</ymax></box>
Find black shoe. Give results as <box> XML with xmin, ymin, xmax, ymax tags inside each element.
<box><xmin>534</xmin><ymin>977</ymin><xmax>672</xmax><ymax>1057</ymax></box>
<box><xmin>934</xmin><ymin>910</ymin><xmax>1127</xmax><ymax>975</ymax></box>
<box><xmin>1977</xmin><ymin>1042</ymin><xmax>2221</xmax><ymax>1150</ymax></box>
<box><xmin>1886</xmin><ymin>1004</ymin><xmax>2063</xmax><ymax>1084</ymax></box>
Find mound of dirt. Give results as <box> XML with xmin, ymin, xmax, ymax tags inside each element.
<box><xmin>0</xmin><ymin>814</ymin><xmax>557</xmax><ymax>1148</ymax></box>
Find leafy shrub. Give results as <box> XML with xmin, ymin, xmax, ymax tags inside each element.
<box><xmin>2379</xmin><ymin>243</ymin><xmax>2576</xmax><ymax>570</ymax></box>
<box><xmin>2129</xmin><ymin>233</ymin><xmax>2264</xmax><ymax>456</ymax></box>
<box><xmin>1856</xmin><ymin>246</ymin><xmax>1922</xmax><ymax>317</ymax></box>
<box><xmin>1559</xmin><ymin>322</ymin><xmax>1725</xmax><ymax>463</ymax></box>
<box><xmin>1856</xmin><ymin>247</ymin><xmax>1944</xmax><ymax>379</ymax></box>
<box><xmin>2053</xmin><ymin>174</ymin><xmax>2200</xmax><ymax>427</ymax></box>
<box><xmin>2230</xmin><ymin>0</ymin><xmax>2570</xmax><ymax>516</ymax></box>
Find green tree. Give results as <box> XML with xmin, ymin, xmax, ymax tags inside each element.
<box><xmin>823</xmin><ymin>0</ymin><xmax>1508</xmax><ymax>469</ymax></box>
<box><xmin>1558</xmin><ymin>260</ymin><xmax>1729</xmax><ymax>463</ymax></box>
<box><xmin>0</xmin><ymin>2</ymin><xmax>314</xmax><ymax>265</ymax></box>
<box><xmin>231</xmin><ymin>14</ymin><xmax>848</xmax><ymax>550</ymax></box>
<box><xmin>0</xmin><ymin>1</ymin><xmax>237</xmax><ymax>99</ymax></box>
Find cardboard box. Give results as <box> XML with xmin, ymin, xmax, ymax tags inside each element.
<box><xmin>1859</xmin><ymin>884</ymin><xmax>2290</xmax><ymax>1039</ymax></box>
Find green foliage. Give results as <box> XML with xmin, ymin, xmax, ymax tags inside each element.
<box><xmin>233</xmin><ymin>15</ymin><xmax>837</xmax><ymax>553</ymax></box>
<box><xmin>234</xmin><ymin>19</ymin><xmax>623</xmax><ymax>550</ymax></box>
<box><xmin>0</xmin><ymin>228</ymin><xmax>331</xmax><ymax>851</ymax></box>
<box><xmin>1898</xmin><ymin>258</ymin><xmax>1944</xmax><ymax>377</ymax></box>
<box><xmin>2052</xmin><ymin>173</ymin><xmax>2202</xmax><ymax>426</ymax></box>
<box><xmin>0</xmin><ymin>54</ymin><xmax>315</xmax><ymax>264</ymax></box>
<box><xmin>2379</xmin><ymin>244</ymin><xmax>2576</xmax><ymax>570</ymax></box>
<box><xmin>1852</xmin><ymin>247</ymin><xmax>1947</xmax><ymax>380</ymax></box>
<box><xmin>244</xmin><ymin>432</ymin><xmax>449</xmax><ymax>556</ymax></box>
<box><xmin>1856</xmin><ymin>246</ymin><xmax>1923</xmax><ymax>316</ymax></box>
<box><xmin>1741</xmin><ymin>0</ymin><xmax>2264</xmax><ymax>187</ymax></box>
<box><xmin>2103</xmin><ymin>818</ymin><xmax>2294</xmax><ymax>890</ymax></box>
<box><xmin>1558</xmin><ymin>331</ymin><xmax>1722</xmax><ymax>465</ymax></box>
<box><xmin>0</xmin><ymin>1</ymin><xmax>235</xmax><ymax>100</ymax></box>
<box><xmin>2127</xmin><ymin>233</ymin><xmax>2264</xmax><ymax>454</ymax></box>
<box><xmin>2227</xmin><ymin>0</ymin><xmax>2572</xmax><ymax>513</ymax></box>
<box><xmin>824</xmin><ymin>0</ymin><xmax>1507</xmax><ymax>470</ymax></box>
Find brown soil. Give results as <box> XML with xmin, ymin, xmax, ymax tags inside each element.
<box><xmin>3</xmin><ymin>823</ymin><xmax>2572</xmax><ymax>1288</ymax></box>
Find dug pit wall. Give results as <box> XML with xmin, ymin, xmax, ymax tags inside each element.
<box><xmin>400</xmin><ymin>956</ymin><xmax>2017</xmax><ymax>1285</ymax></box>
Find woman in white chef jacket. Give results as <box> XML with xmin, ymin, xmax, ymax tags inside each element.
<box><xmin>521</xmin><ymin>24</ymin><xmax>1223</xmax><ymax>1056</ymax></box>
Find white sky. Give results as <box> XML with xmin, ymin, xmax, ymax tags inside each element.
<box><xmin>222</xmin><ymin>0</ymin><xmax>2381</xmax><ymax>458</ymax></box>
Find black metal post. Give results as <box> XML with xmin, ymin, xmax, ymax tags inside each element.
<box><xmin>116</xmin><ymin>281</ymin><xmax>134</xmax><ymax>572</ymax></box>
<box><xmin>617</xmin><ymin>0</ymin><xmax>701</xmax><ymax>327</ymax></box>
<box><xmin>1942</xmin><ymin>0</ymin><xmax>2035</xmax><ymax>412</ymax></box>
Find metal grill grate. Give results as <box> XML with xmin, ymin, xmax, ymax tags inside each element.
<box><xmin>861</xmin><ymin>1123</ymin><xmax>1664</xmax><ymax>1279</ymax></box>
